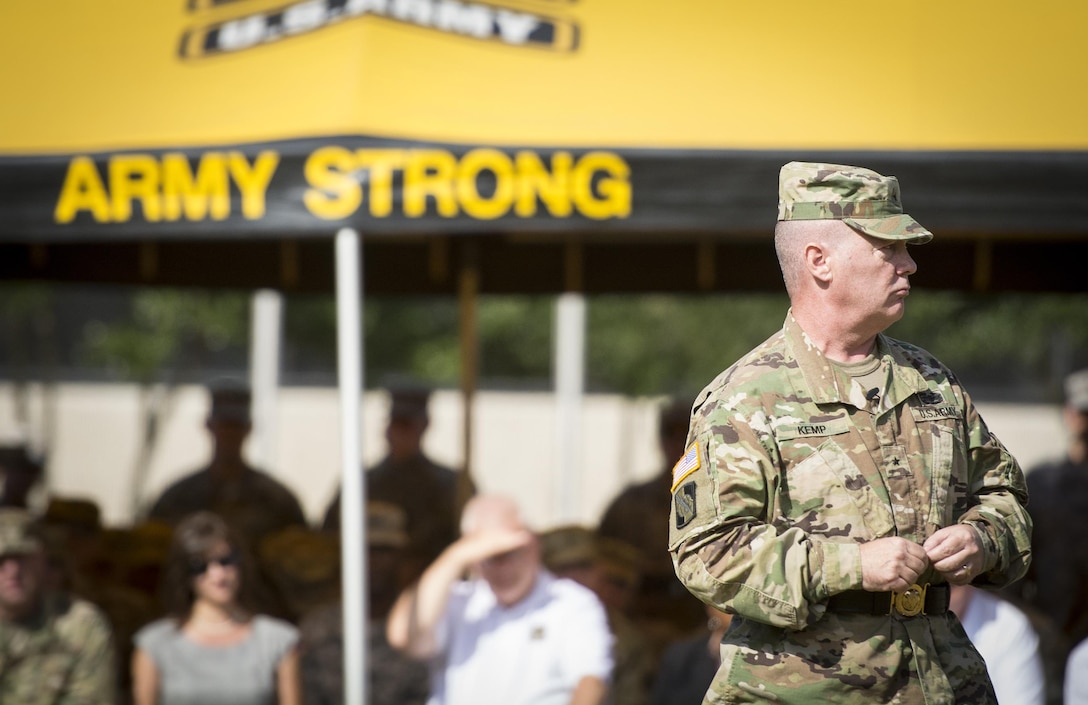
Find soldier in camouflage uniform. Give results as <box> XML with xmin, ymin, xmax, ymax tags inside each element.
<box><xmin>323</xmin><ymin>386</ymin><xmax>475</xmax><ymax>583</ymax></box>
<box><xmin>146</xmin><ymin>384</ymin><xmax>307</xmax><ymax>556</ymax></box>
<box><xmin>0</xmin><ymin>508</ymin><xmax>116</xmax><ymax>705</ymax></box>
<box><xmin>669</xmin><ymin>162</ymin><xmax>1032</xmax><ymax>704</ymax></box>
<box><xmin>297</xmin><ymin>502</ymin><xmax>428</xmax><ymax>705</ymax></box>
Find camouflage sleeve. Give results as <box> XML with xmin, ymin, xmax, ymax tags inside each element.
<box><xmin>668</xmin><ymin>399</ymin><xmax>862</xmax><ymax>631</ymax></box>
<box><xmin>56</xmin><ymin>601</ymin><xmax>118</xmax><ymax>705</ymax></box>
<box><xmin>955</xmin><ymin>389</ymin><xmax>1032</xmax><ymax>588</ymax></box>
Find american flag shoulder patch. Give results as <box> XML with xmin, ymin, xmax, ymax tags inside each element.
<box><xmin>670</xmin><ymin>442</ymin><xmax>700</xmax><ymax>492</ymax></box>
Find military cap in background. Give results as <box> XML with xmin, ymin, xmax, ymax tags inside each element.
<box><xmin>117</xmin><ymin>520</ymin><xmax>174</xmax><ymax>568</ymax></box>
<box><xmin>778</xmin><ymin>161</ymin><xmax>933</xmax><ymax>244</ymax></box>
<box><xmin>0</xmin><ymin>507</ymin><xmax>45</xmax><ymax>555</ymax></box>
<box><xmin>595</xmin><ymin>536</ymin><xmax>643</xmax><ymax>592</ymax></box>
<box><xmin>259</xmin><ymin>526</ymin><xmax>340</xmax><ymax>585</ymax></box>
<box><xmin>1065</xmin><ymin>368</ymin><xmax>1088</xmax><ymax>411</ymax></box>
<box><xmin>43</xmin><ymin>497</ymin><xmax>102</xmax><ymax>533</ymax></box>
<box><xmin>207</xmin><ymin>381</ymin><xmax>252</xmax><ymax>424</ymax></box>
<box><xmin>388</xmin><ymin>385</ymin><xmax>431</xmax><ymax>421</ymax></box>
<box><xmin>539</xmin><ymin>524</ymin><xmax>597</xmax><ymax>572</ymax></box>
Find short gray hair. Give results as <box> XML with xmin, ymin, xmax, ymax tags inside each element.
<box><xmin>773</xmin><ymin>219</ymin><xmax>849</xmax><ymax>298</ymax></box>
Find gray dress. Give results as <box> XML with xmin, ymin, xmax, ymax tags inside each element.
<box><xmin>135</xmin><ymin>615</ymin><xmax>298</xmax><ymax>705</ymax></box>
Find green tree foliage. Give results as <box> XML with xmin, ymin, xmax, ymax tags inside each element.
<box><xmin>278</xmin><ymin>291</ymin><xmax>1088</xmax><ymax>400</ymax></box>
<box><xmin>885</xmin><ymin>292</ymin><xmax>1088</xmax><ymax>392</ymax></box>
<box><xmin>4</xmin><ymin>284</ymin><xmax>1082</xmax><ymax>402</ymax></box>
<box><xmin>586</xmin><ymin>294</ymin><xmax>788</xmax><ymax>396</ymax></box>
<box><xmin>80</xmin><ymin>290</ymin><xmax>248</xmax><ymax>383</ymax></box>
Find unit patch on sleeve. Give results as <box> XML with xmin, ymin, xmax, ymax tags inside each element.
<box><xmin>674</xmin><ymin>481</ymin><xmax>697</xmax><ymax>529</ymax></box>
<box><xmin>670</xmin><ymin>442</ymin><xmax>700</xmax><ymax>492</ymax></box>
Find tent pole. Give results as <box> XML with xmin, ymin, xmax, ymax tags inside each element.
<box><xmin>554</xmin><ymin>242</ymin><xmax>586</xmax><ymax>522</ymax></box>
<box><xmin>249</xmin><ymin>289</ymin><xmax>282</xmax><ymax>473</ymax></box>
<box><xmin>554</xmin><ymin>292</ymin><xmax>585</xmax><ymax>522</ymax></box>
<box><xmin>457</xmin><ymin>243</ymin><xmax>479</xmax><ymax>513</ymax></box>
<box><xmin>336</xmin><ymin>228</ymin><xmax>367</xmax><ymax>705</ymax></box>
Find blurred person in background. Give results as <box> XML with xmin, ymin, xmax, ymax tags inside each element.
<box><xmin>131</xmin><ymin>511</ymin><xmax>300</xmax><ymax>705</ymax></box>
<box><xmin>146</xmin><ymin>382</ymin><xmax>307</xmax><ymax>556</ymax></box>
<box><xmin>1010</xmin><ymin>367</ymin><xmax>1088</xmax><ymax>678</ymax></box>
<box><xmin>258</xmin><ymin>525</ymin><xmax>342</xmax><ymax>625</ymax></box>
<box><xmin>1067</xmin><ymin>637</ymin><xmax>1088</xmax><ymax>704</ymax></box>
<box><xmin>388</xmin><ymin>494</ymin><xmax>613</xmax><ymax>705</ymax></box>
<box><xmin>649</xmin><ymin>604</ymin><xmax>731</xmax><ymax>705</ymax></box>
<box><xmin>540</xmin><ymin>525</ymin><xmax>655</xmax><ymax>705</ymax></box>
<box><xmin>43</xmin><ymin>499</ymin><xmax>166</xmax><ymax>705</ymax></box>
<box><xmin>0</xmin><ymin>443</ymin><xmax>44</xmax><ymax>509</ymax></box>
<box><xmin>598</xmin><ymin>398</ymin><xmax>706</xmax><ymax>656</ymax></box>
<box><xmin>323</xmin><ymin>385</ymin><xmax>475</xmax><ymax>582</ymax></box>
<box><xmin>949</xmin><ymin>584</ymin><xmax>1045</xmax><ymax>705</ymax></box>
<box><xmin>297</xmin><ymin>501</ymin><xmax>428</xmax><ymax>705</ymax></box>
<box><xmin>0</xmin><ymin>507</ymin><xmax>117</xmax><ymax>705</ymax></box>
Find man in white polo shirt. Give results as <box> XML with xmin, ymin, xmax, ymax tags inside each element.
<box><xmin>387</xmin><ymin>494</ymin><xmax>614</xmax><ymax>705</ymax></box>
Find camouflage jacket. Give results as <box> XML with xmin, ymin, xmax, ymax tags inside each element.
<box><xmin>669</xmin><ymin>312</ymin><xmax>1031</xmax><ymax>704</ymax></box>
<box><xmin>0</xmin><ymin>593</ymin><xmax>116</xmax><ymax>705</ymax></box>
<box><xmin>147</xmin><ymin>465</ymin><xmax>307</xmax><ymax>551</ymax></box>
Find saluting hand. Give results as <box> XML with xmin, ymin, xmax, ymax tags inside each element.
<box><xmin>454</xmin><ymin>526</ymin><xmax>535</xmax><ymax>565</ymax></box>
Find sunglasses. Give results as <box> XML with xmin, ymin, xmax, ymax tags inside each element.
<box><xmin>189</xmin><ymin>551</ymin><xmax>239</xmax><ymax>576</ymax></box>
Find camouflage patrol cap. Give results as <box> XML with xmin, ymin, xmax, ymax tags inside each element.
<box><xmin>595</xmin><ymin>536</ymin><xmax>643</xmax><ymax>588</ymax></box>
<box><xmin>1065</xmin><ymin>368</ymin><xmax>1088</xmax><ymax>411</ymax></box>
<box><xmin>207</xmin><ymin>382</ymin><xmax>251</xmax><ymax>424</ymax></box>
<box><xmin>778</xmin><ymin>162</ymin><xmax>933</xmax><ymax>244</ymax></box>
<box><xmin>389</xmin><ymin>386</ymin><xmax>431</xmax><ymax>421</ymax></box>
<box><xmin>0</xmin><ymin>508</ymin><xmax>44</xmax><ymax>556</ymax></box>
<box><xmin>538</xmin><ymin>525</ymin><xmax>597</xmax><ymax>571</ymax></box>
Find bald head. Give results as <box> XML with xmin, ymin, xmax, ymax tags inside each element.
<box><xmin>460</xmin><ymin>494</ymin><xmax>527</xmax><ymax>536</ymax></box>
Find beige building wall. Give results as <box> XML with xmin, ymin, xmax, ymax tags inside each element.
<box><xmin>0</xmin><ymin>382</ymin><xmax>1068</xmax><ymax>530</ymax></box>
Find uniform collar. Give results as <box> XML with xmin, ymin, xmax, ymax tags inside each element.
<box><xmin>783</xmin><ymin>310</ymin><xmax>929</xmax><ymax>412</ymax></box>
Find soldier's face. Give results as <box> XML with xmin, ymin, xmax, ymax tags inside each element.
<box><xmin>0</xmin><ymin>550</ymin><xmax>44</xmax><ymax>617</ymax></box>
<box><xmin>833</xmin><ymin>227</ymin><xmax>917</xmax><ymax>331</ymax></box>
<box><xmin>207</xmin><ymin>419</ymin><xmax>250</xmax><ymax>452</ymax></box>
<box><xmin>386</xmin><ymin>416</ymin><xmax>426</xmax><ymax>460</ymax></box>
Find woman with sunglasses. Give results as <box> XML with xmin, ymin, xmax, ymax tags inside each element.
<box><xmin>131</xmin><ymin>511</ymin><xmax>301</xmax><ymax>705</ymax></box>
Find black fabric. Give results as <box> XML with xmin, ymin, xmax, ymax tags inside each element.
<box><xmin>827</xmin><ymin>584</ymin><xmax>951</xmax><ymax>616</ymax></box>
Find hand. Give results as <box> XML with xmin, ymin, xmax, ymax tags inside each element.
<box><xmin>923</xmin><ymin>524</ymin><xmax>983</xmax><ymax>585</ymax></box>
<box><xmin>859</xmin><ymin>537</ymin><xmax>929</xmax><ymax>592</ymax></box>
<box><xmin>454</xmin><ymin>527</ymin><xmax>534</xmax><ymax>565</ymax></box>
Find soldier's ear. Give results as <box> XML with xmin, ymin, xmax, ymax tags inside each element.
<box><xmin>804</xmin><ymin>242</ymin><xmax>833</xmax><ymax>285</ymax></box>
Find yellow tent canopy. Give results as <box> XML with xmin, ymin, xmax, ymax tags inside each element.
<box><xmin>2</xmin><ymin>0</ymin><xmax>1087</xmax><ymax>292</ymax></box>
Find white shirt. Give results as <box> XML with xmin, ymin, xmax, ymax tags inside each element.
<box><xmin>428</xmin><ymin>570</ymin><xmax>614</xmax><ymax>705</ymax></box>
<box><xmin>959</xmin><ymin>588</ymin><xmax>1045</xmax><ymax>705</ymax></box>
<box><xmin>1066</xmin><ymin>638</ymin><xmax>1088</xmax><ymax>705</ymax></box>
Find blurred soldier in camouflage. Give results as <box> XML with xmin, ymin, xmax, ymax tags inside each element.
<box><xmin>599</xmin><ymin>399</ymin><xmax>707</xmax><ymax>657</ymax></box>
<box><xmin>0</xmin><ymin>508</ymin><xmax>117</xmax><ymax>705</ymax></box>
<box><xmin>323</xmin><ymin>386</ymin><xmax>475</xmax><ymax>582</ymax></box>
<box><xmin>669</xmin><ymin>162</ymin><xmax>1032</xmax><ymax>704</ymax></box>
<box><xmin>297</xmin><ymin>501</ymin><xmax>428</xmax><ymax>705</ymax></box>
<box><xmin>1011</xmin><ymin>367</ymin><xmax>1088</xmax><ymax>686</ymax></box>
<box><xmin>147</xmin><ymin>383</ymin><xmax>307</xmax><ymax>554</ymax></box>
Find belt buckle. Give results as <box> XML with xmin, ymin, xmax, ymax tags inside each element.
<box><xmin>889</xmin><ymin>583</ymin><xmax>928</xmax><ymax>617</ymax></box>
